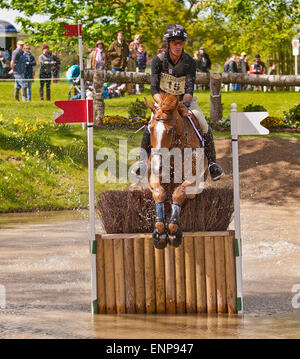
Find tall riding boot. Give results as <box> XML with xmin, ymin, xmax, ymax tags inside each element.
<box><xmin>21</xmin><ymin>88</ymin><xmax>27</xmax><ymax>102</ymax></box>
<box><xmin>203</xmin><ymin>125</ymin><xmax>224</xmax><ymax>181</ymax></box>
<box><xmin>134</xmin><ymin>126</ymin><xmax>151</xmax><ymax>178</ymax></box>
<box><xmin>39</xmin><ymin>88</ymin><xmax>44</xmax><ymax>100</ymax></box>
<box><xmin>14</xmin><ymin>88</ymin><xmax>20</xmax><ymax>101</ymax></box>
<box><xmin>46</xmin><ymin>88</ymin><xmax>51</xmax><ymax>101</ymax></box>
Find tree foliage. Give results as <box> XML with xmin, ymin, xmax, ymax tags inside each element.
<box><xmin>0</xmin><ymin>0</ymin><xmax>299</xmax><ymax>72</ymax></box>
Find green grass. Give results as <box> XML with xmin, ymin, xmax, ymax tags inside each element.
<box><xmin>0</xmin><ymin>80</ymin><xmax>299</xmax><ymax>212</ymax></box>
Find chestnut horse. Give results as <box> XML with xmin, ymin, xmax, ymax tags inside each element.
<box><xmin>144</xmin><ymin>93</ymin><xmax>208</xmax><ymax>249</ymax></box>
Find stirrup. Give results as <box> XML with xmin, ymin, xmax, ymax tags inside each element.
<box><xmin>209</xmin><ymin>162</ymin><xmax>224</xmax><ymax>181</ymax></box>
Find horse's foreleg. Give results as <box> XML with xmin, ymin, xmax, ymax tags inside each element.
<box><xmin>149</xmin><ymin>175</ymin><xmax>168</xmax><ymax>249</ymax></box>
<box><xmin>167</xmin><ymin>182</ymin><xmax>190</xmax><ymax>247</ymax></box>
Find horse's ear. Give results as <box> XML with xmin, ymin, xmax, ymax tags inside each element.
<box><xmin>144</xmin><ymin>97</ymin><xmax>156</xmax><ymax>112</ymax></box>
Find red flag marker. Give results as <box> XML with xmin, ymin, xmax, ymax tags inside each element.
<box><xmin>62</xmin><ymin>24</ymin><xmax>82</xmax><ymax>37</ymax></box>
<box><xmin>54</xmin><ymin>100</ymin><xmax>93</xmax><ymax>123</ymax></box>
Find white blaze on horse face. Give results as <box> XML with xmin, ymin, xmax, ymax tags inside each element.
<box><xmin>155</xmin><ymin>121</ymin><xmax>165</xmax><ymax>149</ymax></box>
<box><xmin>152</xmin><ymin>119</ymin><xmax>165</xmax><ymax>175</ymax></box>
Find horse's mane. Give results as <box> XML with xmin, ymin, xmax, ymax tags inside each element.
<box><xmin>157</xmin><ymin>93</ymin><xmax>179</xmax><ymax>112</ymax></box>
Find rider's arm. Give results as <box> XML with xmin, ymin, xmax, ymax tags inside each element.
<box><xmin>184</xmin><ymin>56</ymin><xmax>196</xmax><ymax>99</ymax></box>
<box><xmin>150</xmin><ymin>55</ymin><xmax>162</xmax><ymax>99</ymax></box>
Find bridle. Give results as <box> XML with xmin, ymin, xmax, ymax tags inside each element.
<box><xmin>151</xmin><ymin>114</ymin><xmax>183</xmax><ymax>148</ymax></box>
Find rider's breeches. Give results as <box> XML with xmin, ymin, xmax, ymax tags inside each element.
<box><xmin>188</xmin><ymin>97</ymin><xmax>209</xmax><ymax>134</ymax></box>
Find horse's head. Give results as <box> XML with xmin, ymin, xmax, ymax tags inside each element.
<box><xmin>144</xmin><ymin>93</ymin><xmax>180</xmax><ymax>149</ymax></box>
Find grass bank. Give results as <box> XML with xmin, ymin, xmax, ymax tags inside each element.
<box><xmin>0</xmin><ymin>81</ymin><xmax>299</xmax><ymax>212</ymax></box>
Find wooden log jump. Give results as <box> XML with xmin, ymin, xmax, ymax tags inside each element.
<box><xmin>84</xmin><ymin>70</ymin><xmax>300</xmax><ymax>126</ymax></box>
<box><xmin>95</xmin><ymin>231</ymin><xmax>237</xmax><ymax>314</ymax></box>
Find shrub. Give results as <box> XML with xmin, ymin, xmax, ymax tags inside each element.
<box><xmin>217</xmin><ymin>116</ymin><xmax>230</xmax><ymax>128</ymax></box>
<box><xmin>102</xmin><ymin>115</ymin><xmax>148</xmax><ymax>128</ymax></box>
<box><xmin>261</xmin><ymin>117</ymin><xmax>286</xmax><ymax>128</ymax></box>
<box><xmin>128</xmin><ymin>98</ymin><xmax>148</xmax><ymax>119</ymax></box>
<box><xmin>243</xmin><ymin>103</ymin><xmax>267</xmax><ymax>112</ymax></box>
<box><xmin>283</xmin><ymin>103</ymin><xmax>300</xmax><ymax>128</ymax></box>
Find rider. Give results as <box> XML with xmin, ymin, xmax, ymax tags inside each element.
<box><xmin>138</xmin><ymin>24</ymin><xmax>224</xmax><ymax>181</ymax></box>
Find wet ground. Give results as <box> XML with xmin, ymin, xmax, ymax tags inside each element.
<box><xmin>0</xmin><ymin>203</ymin><xmax>299</xmax><ymax>339</ymax></box>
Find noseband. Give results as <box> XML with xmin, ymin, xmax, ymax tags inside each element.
<box><xmin>153</xmin><ymin>116</ymin><xmax>173</xmax><ymax>122</ymax></box>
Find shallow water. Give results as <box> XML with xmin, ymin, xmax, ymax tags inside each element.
<box><xmin>0</xmin><ymin>203</ymin><xmax>299</xmax><ymax>339</ymax></box>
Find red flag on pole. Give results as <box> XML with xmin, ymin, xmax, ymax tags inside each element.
<box><xmin>62</xmin><ymin>24</ymin><xmax>82</xmax><ymax>37</ymax></box>
<box><xmin>54</xmin><ymin>100</ymin><xmax>93</xmax><ymax>123</ymax></box>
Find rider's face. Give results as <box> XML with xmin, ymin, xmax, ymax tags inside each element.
<box><xmin>169</xmin><ymin>40</ymin><xmax>185</xmax><ymax>57</ymax></box>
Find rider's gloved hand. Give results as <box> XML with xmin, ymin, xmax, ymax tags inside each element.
<box><xmin>178</xmin><ymin>103</ymin><xmax>189</xmax><ymax>117</ymax></box>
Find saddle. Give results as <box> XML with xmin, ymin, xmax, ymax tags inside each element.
<box><xmin>177</xmin><ymin>104</ymin><xmax>204</xmax><ymax>146</ymax></box>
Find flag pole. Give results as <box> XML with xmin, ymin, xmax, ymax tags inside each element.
<box><xmin>78</xmin><ymin>20</ymin><xmax>86</xmax><ymax>130</ymax></box>
<box><xmin>230</xmin><ymin>103</ymin><xmax>244</xmax><ymax>314</ymax></box>
<box><xmin>86</xmin><ymin>99</ymin><xmax>98</xmax><ymax>314</ymax></box>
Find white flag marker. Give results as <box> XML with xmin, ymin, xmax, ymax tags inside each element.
<box><xmin>230</xmin><ymin>103</ymin><xmax>269</xmax><ymax>314</ymax></box>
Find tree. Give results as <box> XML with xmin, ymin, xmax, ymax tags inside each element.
<box><xmin>0</xmin><ymin>0</ymin><xmax>144</xmax><ymax>50</ymax></box>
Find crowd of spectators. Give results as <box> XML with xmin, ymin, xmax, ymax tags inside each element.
<box><xmin>222</xmin><ymin>52</ymin><xmax>272</xmax><ymax>91</ymax></box>
<box><xmin>2</xmin><ymin>32</ymin><xmax>280</xmax><ymax>101</ymax></box>
<box><xmin>6</xmin><ymin>40</ymin><xmax>61</xmax><ymax>101</ymax></box>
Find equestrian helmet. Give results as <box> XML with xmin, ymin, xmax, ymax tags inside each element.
<box><xmin>164</xmin><ymin>24</ymin><xmax>187</xmax><ymax>42</ymax></box>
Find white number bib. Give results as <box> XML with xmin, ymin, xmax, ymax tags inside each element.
<box><xmin>159</xmin><ymin>73</ymin><xmax>186</xmax><ymax>95</ymax></box>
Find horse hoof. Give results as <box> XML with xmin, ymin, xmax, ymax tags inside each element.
<box><xmin>152</xmin><ymin>229</ymin><xmax>168</xmax><ymax>250</ymax></box>
<box><xmin>168</xmin><ymin>228</ymin><xmax>183</xmax><ymax>248</ymax></box>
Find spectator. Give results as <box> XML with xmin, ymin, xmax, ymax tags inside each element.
<box><xmin>238</xmin><ymin>52</ymin><xmax>248</xmax><ymax>90</ymax></box>
<box><xmin>255</xmin><ymin>54</ymin><xmax>266</xmax><ymax>73</ymax></box>
<box><xmin>135</xmin><ymin>44</ymin><xmax>148</xmax><ymax>94</ymax></box>
<box><xmin>107</xmin><ymin>31</ymin><xmax>129</xmax><ymax>72</ymax></box>
<box><xmin>223</xmin><ymin>57</ymin><xmax>231</xmax><ymax>92</ymax></box>
<box><xmin>249</xmin><ymin>55</ymin><xmax>264</xmax><ymax>91</ymax></box>
<box><xmin>129</xmin><ymin>34</ymin><xmax>141</xmax><ymax>61</ymax></box>
<box><xmin>89</xmin><ymin>40</ymin><xmax>106</xmax><ymax>70</ymax></box>
<box><xmin>52</xmin><ymin>51</ymin><xmax>61</xmax><ymax>83</ymax></box>
<box><xmin>39</xmin><ymin>44</ymin><xmax>55</xmax><ymax>100</ymax></box>
<box><xmin>9</xmin><ymin>40</ymin><xmax>27</xmax><ymax>101</ymax></box>
<box><xmin>267</xmin><ymin>63</ymin><xmax>276</xmax><ymax>91</ymax></box>
<box><xmin>86</xmin><ymin>48</ymin><xmax>93</xmax><ymax>69</ymax></box>
<box><xmin>245</xmin><ymin>56</ymin><xmax>250</xmax><ymax>72</ymax></box>
<box><xmin>197</xmin><ymin>47</ymin><xmax>211</xmax><ymax>73</ymax></box>
<box><xmin>157</xmin><ymin>42</ymin><xmax>168</xmax><ymax>55</ymax></box>
<box><xmin>0</xmin><ymin>50</ymin><xmax>4</xmax><ymax>77</ymax></box>
<box><xmin>23</xmin><ymin>44</ymin><xmax>36</xmax><ymax>101</ymax></box>
<box><xmin>127</xmin><ymin>34</ymin><xmax>141</xmax><ymax>94</ymax></box>
<box><xmin>196</xmin><ymin>47</ymin><xmax>211</xmax><ymax>89</ymax></box>
<box><xmin>238</xmin><ymin>52</ymin><xmax>247</xmax><ymax>74</ymax></box>
<box><xmin>223</xmin><ymin>57</ymin><xmax>230</xmax><ymax>73</ymax></box>
<box><xmin>228</xmin><ymin>54</ymin><xmax>239</xmax><ymax>91</ymax></box>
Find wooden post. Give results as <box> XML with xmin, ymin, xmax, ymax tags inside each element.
<box><xmin>184</xmin><ymin>236</ymin><xmax>196</xmax><ymax>313</ymax></box>
<box><xmin>174</xmin><ymin>243</ymin><xmax>186</xmax><ymax>313</ymax></box>
<box><xmin>165</xmin><ymin>246</ymin><xmax>176</xmax><ymax>314</ymax></box>
<box><xmin>113</xmin><ymin>239</ymin><xmax>126</xmax><ymax>313</ymax></box>
<box><xmin>204</xmin><ymin>236</ymin><xmax>217</xmax><ymax>313</ymax></box>
<box><xmin>103</xmin><ymin>239</ymin><xmax>116</xmax><ymax>313</ymax></box>
<box><xmin>194</xmin><ymin>236</ymin><xmax>207</xmax><ymax>313</ymax></box>
<box><xmin>144</xmin><ymin>237</ymin><xmax>156</xmax><ymax>313</ymax></box>
<box><xmin>93</xmin><ymin>71</ymin><xmax>105</xmax><ymax>126</ymax></box>
<box><xmin>210</xmin><ymin>73</ymin><xmax>223</xmax><ymax>126</ymax></box>
<box><xmin>124</xmin><ymin>238</ymin><xmax>136</xmax><ymax>313</ymax></box>
<box><xmin>154</xmin><ymin>248</ymin><xmax>166</xmax><ymax>313</ymax></box>
<box><xmin>96</xmin><ymin>235</ymin><xmax>106</xmax><ymax>314</ymax></box>
<box><xmin>134</xmin><ymin>237</ymin><xmax>145</xmax><ymax>313</ymax></box>
<box><xmin>214</xmin><ymin>236</ymin><xmax>227</xmax><ymax>313</ymax></box>
<box><xmin>225</xmin><ymin>235</ymin><xmax>237</xmax><ymax>314</ymax></box>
